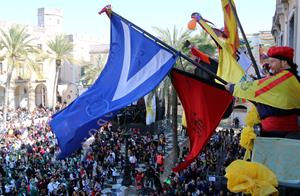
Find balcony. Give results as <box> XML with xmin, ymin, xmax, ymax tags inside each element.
<box><xmin>15</xmin><ymin>76</ymin><xmax>29</xmax><ymax>84</ymax></box>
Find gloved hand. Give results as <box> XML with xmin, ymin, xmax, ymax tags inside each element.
<box><xmin>225</xmin><ymin>83</ymin><xmax>232</xmax><ymax>91</ymax></box>
<box><xmin>183</xmin><ymin>40</ymin><xmax>191</xmax><ymax>49</ymax></box>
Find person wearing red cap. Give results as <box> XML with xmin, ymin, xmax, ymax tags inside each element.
<box><xmin>267</xmin><ymin>46</ymin><xmax>298</xmax><ymax>76</ymax></box>
<box><xmin>226</xmin><ymin>46</ymin><xmax>300</xmax><ymax>137</ymax></box>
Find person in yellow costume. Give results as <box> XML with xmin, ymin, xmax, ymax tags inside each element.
<box><xmin>226</xmin><ymin>46</ymin><xmax>300</xmax><ymax>137</ymax></box>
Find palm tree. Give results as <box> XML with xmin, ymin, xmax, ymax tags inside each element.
<box><xmin>0</xmin><ymin>25</ymin><xmax>39</xmax><ymax>124</ymax></box>
<box><xmin>180</xmin><ymin>30</ymin><xmax>218</xmax><ymax>77</ymax></box>
<box><xmin>80</xmin><ymin>54</ymin><xmax>107</xmax><ymax>87</ymax></box>
<box><xmin>189</xmin><ymin>30</ymin><xmax>217</xmax><ymax>57</ymax></box>
<box><xmin>153</xmin><ymin>26</ymin><xmax>192</xmax><ymax>165</ymax></box>
<box><xmin>47</xmin><ymin>35</ymin><xmax>74</xmax><ymax>108</ymax></box>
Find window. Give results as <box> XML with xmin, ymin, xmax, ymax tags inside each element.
<box><xmin>0</xmin><ymin>62</ymin><xmax>2</xmax><ymax>74</ymax></box>
<box><xmin>36</xmin><ymin>63</ymin><xmax>44</xmax><ymax>78</ymax></box>
<box><xmin>288</xmin><ymin>14</ymin><xmax>295</xmax><ymax>48</ymax></box>
<box><xmin>277</xmin><ymin>32</ymin><xmax>284</xmax><ymax>46</ymax></box>
<box><xmin>81</xmin><ymin>67</ymin><xmax>85</xmax><ymax>76</ymax></box>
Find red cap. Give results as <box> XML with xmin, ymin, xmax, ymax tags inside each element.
<box><xmin>267</xmin><ymin>46</ymin><xmax>294</xmax><ymax>61</ymax></box>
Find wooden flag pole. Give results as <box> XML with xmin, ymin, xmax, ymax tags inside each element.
<box><xmin>228</xmin><ymin>0</ymin><xmax>261</xmax><ymax>79</ymax></box>
<box><xmin>106</xmin><ymin>10</ymin><xmax>228</xmax><ymax>85</ymax></box>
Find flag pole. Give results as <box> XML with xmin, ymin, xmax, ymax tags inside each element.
<box><xmin>106</xmin><ymin>10</ymin><xmax>228</xmax><ymax>85</ymax></box>
<box><xmin>228</xmin><ymin>0</ymin><xmax>261</xmax><ymax>79</ymax></box>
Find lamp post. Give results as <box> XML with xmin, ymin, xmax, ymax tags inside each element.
<box><xmin>122</xmin><ymin>131</ymin><xmax>132</xmax><ymax>186</ymax></box>
<box><xmin>122</xmin><ymin>107</ymin><xmax>133</xmax><ymax>186</ymax></box>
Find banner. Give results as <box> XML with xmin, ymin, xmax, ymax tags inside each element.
<box><xmin>50</xmin><ymin>13</ymin><xmax>178</xmax><ymax>159</ymax></box>
<box><xmin>144</xmin><ymin>93</ymin><xmax>156</xmax><ymax>125</ymax></box>
<box><xmin>171</xmin><ymin>69</ymin><xmax>233</xmax><ymax>172</ymax></box>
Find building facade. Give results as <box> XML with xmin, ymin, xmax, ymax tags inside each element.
<box><xmin>245</xmin><ymin>31</ymin><xmax>275</xmax><ymax>75</ymax></box>
<box><xmin>272</xmin><ymin>0</ymin><xmax>300</xmax><ymax>73</ymax></box>
<box><xmin>0</xmin><ymin>8</ymin><xmax>108</xmax><ymax>111</ymax></box>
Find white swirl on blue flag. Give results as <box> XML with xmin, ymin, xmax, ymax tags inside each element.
<box><xmin>50</xmin><ymin>14</ymin><xmax>177</xmax><ymax>159</ymax></box>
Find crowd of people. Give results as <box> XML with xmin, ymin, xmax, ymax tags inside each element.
<box><xmin>148</xmin><ymin>129</ymin><xmax>244</xmax><ymax>196</ymax></box>
<box><xmin>0</xmin><ymin>106</ymin><xmax>169</xmax><ymax>195</ymax></box>
<box><xmin>0</xmin><ymin>104</ymin><xmax>247</xmax><ymax>196</ymax></box>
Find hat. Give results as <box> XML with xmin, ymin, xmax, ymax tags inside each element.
<box><xmin>267</xmin><ymin>46</ymin><xmax>294</xmax><ymax>61</ymax></box>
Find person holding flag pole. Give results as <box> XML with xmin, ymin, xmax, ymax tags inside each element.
<box><xmin>226</xmin><ymin>46</ymin><xmax>300</xmax><ymax>137</ymax></box>
<box><xmin>224</xmin><ymin>46</ymin><xmax>300</xmax><ymax>196</ymax></box>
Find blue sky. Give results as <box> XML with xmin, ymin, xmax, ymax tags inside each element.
<box><xmin>0</xmin><ymin>0</ymin><xmax>275</xmax><ymax>44</ymax></box>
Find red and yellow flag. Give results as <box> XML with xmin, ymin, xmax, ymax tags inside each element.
<box><xmin>199</xmin><ymin>20</ymin><xmax>244</xmax><ymax>83</ymax></box>
<box><xmin>233</xmin><ymin>70</ymin><xmax>300</xmax><ymax>109</ymax></box>
<box><xmin>221</xmin><ymin>0</ymin><xmax>240</xmax><ymax>57</ymax></box>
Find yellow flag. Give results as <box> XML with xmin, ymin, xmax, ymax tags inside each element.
<box><xmin>218</xmin><ymin>47</ymin><xmax>245</xmax><ymax>83</ymax></box>
<box><xmin>144</xmin><ymin>94</ymin><xmax>156</xmax><ymax>125</ymax></box>
<box><xmin>233</xmin><ymin>70</ymin><xmax>300</xmax><ymax>109</ymax></box>
<box><xmin>199</xmin><ymin>20</ymin><xmax>244</xmax><ymax>83</ymax></box>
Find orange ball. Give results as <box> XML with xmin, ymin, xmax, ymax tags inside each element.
<box><xmin>187</xmin><ymin>19</ymin><xmax>197</xmax><ymax>30</ymax></box>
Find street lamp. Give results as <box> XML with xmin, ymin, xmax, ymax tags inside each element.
<box><xmin>122</xmin><ymin>130</ymin><xmax>132</xmax><ymax>186</ymax></box>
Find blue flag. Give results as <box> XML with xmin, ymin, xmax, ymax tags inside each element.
<box><xmin>50</xmin><ymin>14</ymin><xmax>178</xmax><ymax>159</ymax></box>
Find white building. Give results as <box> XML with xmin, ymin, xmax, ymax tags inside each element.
<box><xmin>244</xmin><ymin>31</ymin><xmax>275</xmax><ymax>76</ymax></box>
<box><xmin>0</xmin><ymin>8</ymin><xmax>108</xmax><ymax>110</ymax></box>
<box><xmin>38</xmin><ymin>8</ymin><xmax>63</xmax><ymax>35</ymax></box>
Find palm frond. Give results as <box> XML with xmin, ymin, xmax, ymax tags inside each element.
<box><xmin>47</xmin><ymin>34</ymin><xmax>75</xmax><ymax>64</ymax></box>
<box><xmin>0</xmin><ymin>25</ymin><xmax>41</xmax><ymax>78</ymax></box>
<box><xmin>80</xmin><ymin>54</ymin><xmax>108</xmax><ymax>87</ymax></box>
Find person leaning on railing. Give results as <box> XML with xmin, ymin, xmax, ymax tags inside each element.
<box><xmin>226</xmin><ymin>46</ymin><xmax>300</xmax><ymax>138</ymax></box>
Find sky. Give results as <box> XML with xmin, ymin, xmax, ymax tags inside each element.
<box><xmin>0</xmin><ymin>0</ymin><xmax>276</xmax><ymax>44</ymax></box>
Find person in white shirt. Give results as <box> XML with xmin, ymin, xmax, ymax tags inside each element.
<box><xmin>47</xmin><ymin>178</ymin><xmax>59</xmax><ymax>195</ymax></box>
